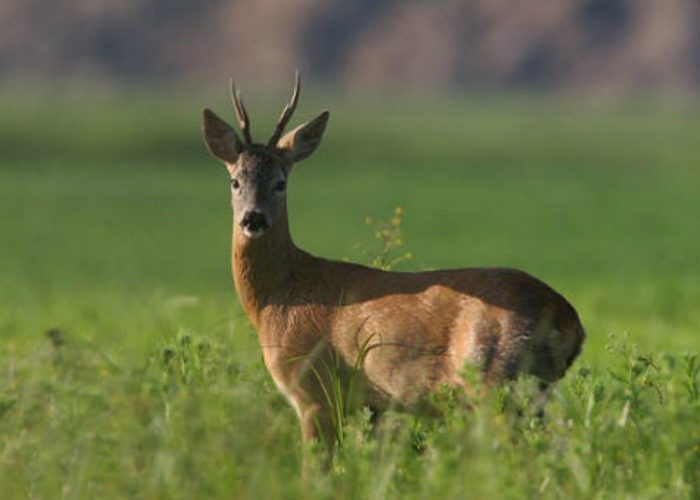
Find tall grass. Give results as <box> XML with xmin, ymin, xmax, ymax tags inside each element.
<box><xmin>0</xmin><ymin>92</ymin><xmax>699</xmax><ymax>497</ymax></box>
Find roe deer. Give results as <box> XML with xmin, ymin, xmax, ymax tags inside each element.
<box><xmin>202</xmin><ymin>73</ymin><xmax>585</xmax><ymax>454</ymax></box>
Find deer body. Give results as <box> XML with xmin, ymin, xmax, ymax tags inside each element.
<box><xmin>203</xmin><ymin>74</ymin><xmax>585</xmax><ymax>452</ymax></box>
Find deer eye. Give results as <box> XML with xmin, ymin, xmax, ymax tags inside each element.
<box><xmin>231</xmin><ymin>179</ymin><xmax>240</xmax><ymax>189</ymax></box>
<box><xmin>273</xmin><ymin>180</ymin><xmax>286</xmax><ymax>192</ymax></box>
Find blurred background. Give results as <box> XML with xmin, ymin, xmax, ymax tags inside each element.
<box><xmin>1</xmin><ymin>3</ymin><xmax>700</xmax><ymax>496</ymax></box>
<box><xmin>0</xmin><ymin>0</ymin><xmax>699</xmax><ymax>356</ymax></box>
<box><xmin>2</xmin><ymin>0</ymin><xmax>700</xmax><ymax>91</ymax></box>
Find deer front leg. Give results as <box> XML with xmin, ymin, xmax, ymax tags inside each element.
<box><xmin>297</xmin><ymin>401</ymin><xmax>336</xmax><ymax>478</ymax></box>
<box><xmin>300</xmin><ymin>402</ymin><xmax>335</xmax><ymax>455</ymax></box>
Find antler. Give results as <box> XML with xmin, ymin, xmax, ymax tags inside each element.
<box><xmin>268</xmin><ymin>70</ymin><xmax>301</xmax><ymax>147</ymax></box>
<box><xmin>230</xmin><ymin>78</ymin><xmax>253</xmax><ymax>146</ymax></box>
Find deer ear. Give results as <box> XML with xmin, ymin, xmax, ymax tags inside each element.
<box><xmin>277</xmin><ymin>111</ymin><xmax>329</xmax><ymax>163</ymax></box>
<box><xmin>202</xmin><ymin>109</ymin><xmax>242</xmax><ymax>164</ymax></box>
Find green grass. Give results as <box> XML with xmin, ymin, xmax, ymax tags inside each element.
<box><xmin>0</xmin><ymin>90</ymin><xmax>699</xmax><ymax>498</ymax></box>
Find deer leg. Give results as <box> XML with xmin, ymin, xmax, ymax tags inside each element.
<box><xmin>368</xmin><ymin>404</ymin><xmax>383</xmax><ymax>426</ymax></box>
<box><xmin>532</xmin><ymin>381</ymin><xmax>552</xmax><ymax>422</ymax></box>
<box><xmin>298</xmin><ymin>402</ymin><xmax>336</xmax><ymax>479</ymax></box>
<box><xmin>299</xmin><ymin>403</ymin><xmax>335</xmax><ymax>465</ymax></box>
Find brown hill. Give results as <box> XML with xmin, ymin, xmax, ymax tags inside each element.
<box><xmin>1</xmin><ymin>0</ymin><xmax>698</xmax><ymax>90</ymax></box>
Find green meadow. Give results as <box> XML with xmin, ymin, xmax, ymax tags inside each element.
<box><xmin>0</xmin><ymin>89</ymin><xmax>699</xmax><ymax>498</ymax></box>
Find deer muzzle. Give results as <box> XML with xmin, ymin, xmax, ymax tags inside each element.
<box><xmin>240</xmin><ymin>210</ymin><xmax>270</xmax><ymax>238</ymax></box>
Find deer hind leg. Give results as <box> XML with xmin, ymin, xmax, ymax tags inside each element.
<box><xmin>477</xmin><ymin>319</ymin><xmax>568</xmax><ymax>385</ymax></box>
<box><xmin>466</xmin><ymin>315</ymin><xmax>514</xmax><ymax>385</ymax></box>
<box><xmin>524</xmin><ymin>321</ymin><xmax>585</xmax><ymax>383</ymax></box>
<box><xmin>477</xmin><ymin>322</ymin><xmax>529</xmax><ymax>385</ymax></box>
<box><xmin>482</xmin><ymin>342</ymin><xmax>527</xmax><ymax>384</ymax></box>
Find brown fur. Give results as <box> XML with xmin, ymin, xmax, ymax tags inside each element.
<box><xmin>232</xmin><ymin>212</ymin><xmax>584</xmax><ymax>450</ymax></box>
<box><xmin>202</xmin><ymin>77</ymin><xmax>585</xmax><ymax>455</ymax></box>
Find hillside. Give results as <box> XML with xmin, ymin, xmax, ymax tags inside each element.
<box><xmin>1</xmin><ymin>0</ymin><xmax>698</xmax><ymax>90</ymax></box>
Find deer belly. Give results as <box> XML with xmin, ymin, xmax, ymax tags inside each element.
<box><xmin>350</xmin><ymin>318</ymin><xmax>456</xmax><ymax>407</ymax></box>
<box><xmin>343</xmin><ymin>299</ymin><xmax>501</xmax><ymax>405</ymax></box>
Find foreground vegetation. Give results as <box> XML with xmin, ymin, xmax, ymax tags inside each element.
<box><xmin>0</xmin><ymin>90</ymin><xmax>698</xmax><ymax>497</ymax></box>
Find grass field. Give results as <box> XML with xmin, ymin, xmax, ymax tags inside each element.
<box><xmin>0</xmin><ymin>89</ymin><xmax>699</xmax><ymax>498</ymax></box>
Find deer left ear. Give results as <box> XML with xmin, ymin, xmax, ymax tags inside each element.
<box><xmin>277</xmin><ymin>111</ymin><xmax>329</xmax><ymax>163</ymax></box>
<box><xmin>202</xmin><ymin>109</ymin><xmax>243</xmax><ymax>164</ymax></box>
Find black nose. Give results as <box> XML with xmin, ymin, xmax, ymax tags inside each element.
<box><xmin>241</xmin><ymin>211</ymin><xmax>268</xmax><ymax>232</ymax></box>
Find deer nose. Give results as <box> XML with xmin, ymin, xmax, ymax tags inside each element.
<box><xmin>241</xmin><ymin>211</ymin><xmax>269</xmax><ymax>232</ymax></box>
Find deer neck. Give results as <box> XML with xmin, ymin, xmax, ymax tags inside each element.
<box><xmin>232</xmin><ymin>209</ymin><xmax>297</xmax><ymax>326</ymax></box>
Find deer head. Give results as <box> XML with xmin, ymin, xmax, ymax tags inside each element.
<box><xmin>202</xmin><ymin>72</ymin><xmax>329</xmax><ymax>238</ymax></box>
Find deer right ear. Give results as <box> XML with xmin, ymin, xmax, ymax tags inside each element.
<box><xmin>202</xmin><ymin>109</ymin><xmax>243</xmax><ymax>164</ymax></box>
<box><xmin>277</xmin><ymin>111</ymin><xmax>330</xmax><ymax>163</ymax></box>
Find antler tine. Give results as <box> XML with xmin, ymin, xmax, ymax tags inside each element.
<box><xmin>229</xmin><ymin>78</ymin><xmax>253</xmax><ymax>146</ymax></box>
<box><xmin>268</xmin><ymin>70</ymin><xmax>301</xmax><ymax>147</ymax></box>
